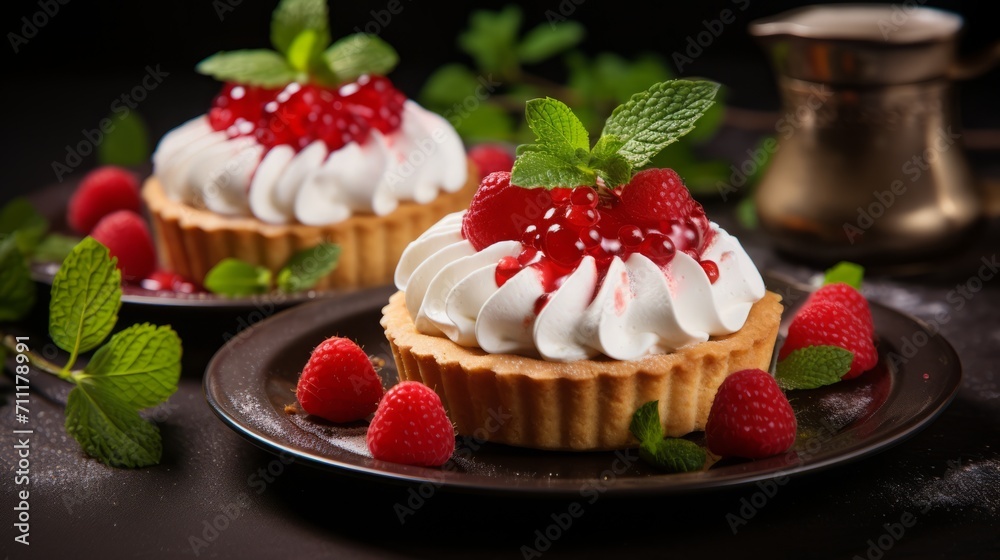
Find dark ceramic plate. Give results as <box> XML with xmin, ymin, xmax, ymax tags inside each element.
<box><xmin>203</xmin><ymin>282</ymin><xmax>961</xmax><ymax>496</ymax></box>
<box><xmin>30</xmin><ymin>261</ymin><xmax>347</xmax><ymax>309</ymax></box>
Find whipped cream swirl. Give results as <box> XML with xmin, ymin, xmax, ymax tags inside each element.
<box><xmin>152</xmin><ymin>100</ymin><xmax>468</xmax><ymax>225</ymax></box>
<box><xmin>395</xmin><ymin>212</ymin><xmax>766</xmax><ymax>362</ymax></box>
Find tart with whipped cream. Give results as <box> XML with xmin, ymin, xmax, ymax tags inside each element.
<box><xmin>143</xmin><ymin>0</ymin><xmax>474</xmax><ymax>290</ymax></box>
<box><xmin>381</xmin><ymin>81</ymin><xmax>782</xmax><ymax>450</ymax></box>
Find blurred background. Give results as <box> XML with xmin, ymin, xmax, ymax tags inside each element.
<box><xmin>2</xmin><ymin>0</ymin><xmax>999</xmax><ymax>199</ymax></box>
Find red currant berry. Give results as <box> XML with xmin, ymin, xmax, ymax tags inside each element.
<box><xmin>566</xmin><ymin>206</ymin><xmax>598</xmax><ymax>228</ymax></box>
<box><xmin>618</xmin><ymin>225</ymin><xmax>644</xmax><ymax>249</ymax></box>
<box><xmin>643</xmin><ymin>232</ymin><xmax>677</xmax><ymax>266</ymax></box>
<box><xmin>550</xmin><ymin>188</ymin><xmax>573</xmax><ymax>205</ymax></box>
<box><xmin>700</xmin><ymin>260</ymin><xmax>720</xmax><ymax>283</ymax></box>
<box><xmin>495</xmin><ymin>256</ymin><xmax>521</xmax><ymax>287</ymax></box>
<box><xmin>544</xmin><ymin>224</ymin><xmax>584</xmax><ymax>267</ymax></box>
<box><xmin>570</xmin><ymin>187</ymin><xmax>598</xmax><ymax>208</ymax></box>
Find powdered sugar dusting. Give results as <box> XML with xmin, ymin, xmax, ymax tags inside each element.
<box><xmin>287</xmin><ymin>414</ymin><xmax>372</xmax><ymax>458</ymax></box>
<box><xmin>814</xmin><ymin>388</ymin><xmax>875</xmax><ymax>430</ymax></box>
<box><xmin>234</xmin><ymin>394</ymin><xmax>286</xmax><ymax>437</ymax></box>
<box><xmin>911</xmin><ymin>459</ymin><xmax>1000</xmax><ymax>513</ymax></box>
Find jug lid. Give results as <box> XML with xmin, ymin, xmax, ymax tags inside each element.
<box><xmin>750</xmin><ymin>4</ymin><xmax>963</xmax><ymax>85</ymax></box>
<box><xmin>750</xmin><ymin>4</ymin><xmax>962</xmax><ymax>44</ymax></box>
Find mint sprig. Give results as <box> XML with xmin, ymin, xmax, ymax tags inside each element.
<box><xmin>197</xmin><ymin>0</ymin><xmax>399</xmax><ymax>88</ymax></box>
<box><xmin>629</xmin><ymin>401</ymin><xmax>706</xmax><ymax>473</ymax></box>
<box><xmin>775</xmin><ymin>346</ymin><xmax>853</xmax><ymax>391</ymax></box>
<box><xmin>204</xmin><ymin>242</ymin><xmax>341</xmax><ymax>297</ymax></box>
<box><xmin>0</xmin><ymin>235</ymin><xmax>35</xmax><ymax>322</ymax></box>
<box><xmin>603</xmin><ymin>80</ymin><xmax>720</xmax><ymax>168</ymax></box>
<box><xmin>510</xmin><ymin>80</ymin><xmax>718</xmax><ymax>190</ymax></box>
<box><xmin>0</xmin><ymin>234</ymin><xmax>183</xmax><ymax>468</ymax></box>
<box><xmin>48</xmin><ymin>238</ymin><xmax>122</xmax><ymax>368</ymax></box>
<box><xmin>823</xmin><ymin>261</ymin><xmax>865</xmax><ymax>290</ymax></box>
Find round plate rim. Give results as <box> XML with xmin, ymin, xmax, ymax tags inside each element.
<box><xmin>203</xmin><ymin>287</ymin><xmax>962</xmax><ymax>497</ymax></box>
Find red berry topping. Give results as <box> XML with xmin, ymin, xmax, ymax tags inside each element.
<box><xmin>366</xmin><ymin>381</ymin><xmax>455</xmax><ymax>467</ymax></box>
<box><xmin>460</xmin><ymin>167</ymin><xmax>716</xmax><ymax>306</ymax></box>
<box><xmin>339</xmin><ymin>75</ymin><xmax>406</xmax><ymax>134</ymax></box>
<box><xmin>706</xmin><ymin>369</ymin><xmax>798</xmax><ymax>459</ymax></box>
<box><xmin>208</xmin><ymin>83</ymin><xmax>279</xmax><ymax>136</ymax></box>
<box><xmin>461</xmin><ymin>172</ymin><xmax>554</xmax><ymax>251</ymax></box>
<box><xmin>779</xmin><ymin>299</ymin><xmax>878</xmax><ymax>379</ymax></box>
<box><xmin>700</xmin><ymin>260</ymin><xmax>719</xmax><ymax>283</ymax></box>
<box><xmin>296</xmin><ymin>336</ymin><xmax>384</xmax><ymax>423</ymax></box>
<box><xmin>205</xmin><ymin>76</ymin><xmax>405</xmax><ymax>153</ymax></box>
<box><xmin>89</xmin><ymin>210</ymin><xmax>157</xmax><ymax>282</ymax></box>
<box><xmin>142</xmin><ymin>270</ymin><xmax>198</xmax><ymax>294</ymax></box>
<box><xmin>67</xmin><ymin>166</ymin><xmax>141</xmax><ymax>234</ymax></box>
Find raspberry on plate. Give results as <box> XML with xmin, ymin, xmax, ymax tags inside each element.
<box><xmin>296</xmin><ymin>336</ymin><xmax>384</xmax><ymax>423</ymax></box>
<box><xmin>89</xmin><ymin>210</ymin><xmax>157</xmax><ymax>281</ymax></box>
<box><xmin>366</xmin><ymin>381</ymin><xmax>455</xmax><ymax>467</ymax></box>
<box><xmin>706</xmin><ymin>368</ymin><xmax>797</xmax><ymax>459</ymax></box>
<box><xmin>779</xmin><ymin>298</ymin><xmax>878</xmax><ymax>379</ymax></box>
<box><xmin>67</xmin><ymin>166</ymin><xmax>142</xmax><ymax>234</ymax></box>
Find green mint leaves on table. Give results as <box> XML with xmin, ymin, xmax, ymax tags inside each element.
<box><xmin>204</xmin><ymin>242</ymin><xmax>341</xmax><ymax>297</ymax></box>
<box><xmin>629</xmin><ymin>401</ymin><xmax>706</xmax><ymax>473</ymax></box>
<box><xmin>511</xmin><ymin>80</ymin><xmax>719</xmax><ymax>190</ymax></box>
<box><xmin>0</xmin><ymin>231</ymin><xmax>182</xmax><ymax>469</ymax></box>
<box><xmin>197</xmin><ymin>0</ymin><xmax>398</xmax><ymax>87</ymax></box>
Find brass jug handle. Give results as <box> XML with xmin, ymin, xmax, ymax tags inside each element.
<box><xmin>949</xmin><ymin>41</ymin><xmax>1000</xmax><ymax>79</ymax></box>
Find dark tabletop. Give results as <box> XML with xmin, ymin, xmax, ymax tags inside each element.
<box><xmin>3</xmin><ymin>1</ymin><xmax>1000</xmax><ymax>556</ymax></box>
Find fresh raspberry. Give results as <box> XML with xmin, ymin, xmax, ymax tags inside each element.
<box><xmin>468</xmin><ymin>144</ymin><xmax>515</xmax><ymax>179</ymax></box>
<box><xmin>706</xmin><ymin>369</ymin><xmax>798</xmax><ymax>459</ymax></box>
<box><xmin>462</xmin><ymin>171</ymin><xmax>552</xmax><ymax>251</ymax></box>
<box><xmin>616</xmin><ymin>168</ymin><xmax>713</xmax><ymax>254</ymax></box>
<box><xmin>89</xmin><ymin>210</ymin><xmax>157</xmax><ymax>281</ymax></box>
<box><xmin>296</xmin><ymin>336</ymin><xmax>384</xmax><ymax>423</ymax></box>
<box><xmin>366</xmin><ymin>381</ymin><xmax>455</xmax><ymax>467</ymax></box>
<box><xmin>67</xmin><ymin>166</ymin><xmax>142</xmax><ymax>234</ymax></box>
<box><xmin>808</xmin><ymin>283</ymin><xmax>874</xmax><ymax>339</ymax></box>
<box><xmin>779</xmin><ymin>299</ymin><xmax>878</xmax><ymax>379</ymax></box>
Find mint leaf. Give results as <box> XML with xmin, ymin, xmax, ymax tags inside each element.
<box><xmin>98</xmin><ymin>110</ymin><xmax>150</xmax><ymax>167</ymax></box>
<box><xmin>324</xmin><ymin>34</ymin><xmax>399</xmax><ymax>83</ymax></box>
<box><xmin>0</xmin><ymin>198</ymin><xmax>47</xmax><ymax>254</ymax></box>
<box><xmin>49</xmin><ymin>237</ymin><xmax>122</xmax><ymax>357</ymax></box>
<box><xmin>601</xmin><ymin>80</ymin><xmax>720</xmax><ymax>167</ymax></box>
<box><xmin>589</xmin><ymin>151</ymin><xmax>631</xmax><ymax>188</ymax></box>
<box><xmin>277</xmin><ymin>243</ymin><xmax>340</xmax><ymax>293</ymax></box>
<box><xmin>511</xmin><ymin>147</ymin><xmax>594</xmax><ymax>189</ymax></box>
<box><xmin>516</xmin><ymin>21</ymin><xmax>584</xmax><ymax>64</ymax></box>
<box><xmin>32</xmin><ymin>233</ymin><xmax>82</xmax><ymax>264</ymax></box>
<box><xmin>824</xmin><ymin>262</ymin><xmax>865</xmax><ymax>290</ymax></box>
<box><xmin>640</xmin><ymin>438</ymin><xmax>706</xmax><ymax>473</ymax></box>
<box><xmin>775</xmin><ymin>346</ymin><xmax>853</xmax><ymax>390</ymax></box>
<box><xmin>196</xmin><ymin>50</ymin><xmax>298</xmax><ymax>87</ymax></box>
<box><xmin>287</xmin><ymin>29</ymin><xmax>324</xmax><ymax>73</ymax></box>
<box><xmin>65</xmin><ymin>383</ymin><xmax>161</xmax><ymax>468</ymax></box>
<box><xmin>83</xmin><ymin>324</ymin><xmax>182</xmax><ymax>409</ymax></box>
<box><xmin>524</xmin><ymin>98</ymin><xmax>589</xmax><ymax>159</ymax></box>
<box><xmin>420</xmin><ymin>64</ymin><xmax>483</xmax><ymax>107</ymax></box>
<box><xmin>270</xmin><ymin>0</ymin><xmax>330</xmax><ymax>56</ymax></box>
<box><xmin>629</xmin><ymin>400</ymin><xmax>705</xmax><ymax>473</ymax></box>
<box><xmin>0</xmin><ymin>235</ymin><xmax>36</xmax><ymax>322</ymax></box>
<box><xmin>459</xmin><ymin>7</ymin><xmax>522</xmax><ymax>74</ymax></box>
<box><xmin>629</xmin><ymin>401</ymin><xmax>663</xmax><ymax>444</ymax></box>
<box><xmin>204</xmin><ymin>258</ymin><xmax>272</xmax><ymax>297</ymax></box>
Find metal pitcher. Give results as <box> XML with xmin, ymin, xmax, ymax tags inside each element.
<box><xmin>749</xmin><ymin>4</ymin><xmax>995</xmax><ymax>265</ymax></box>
